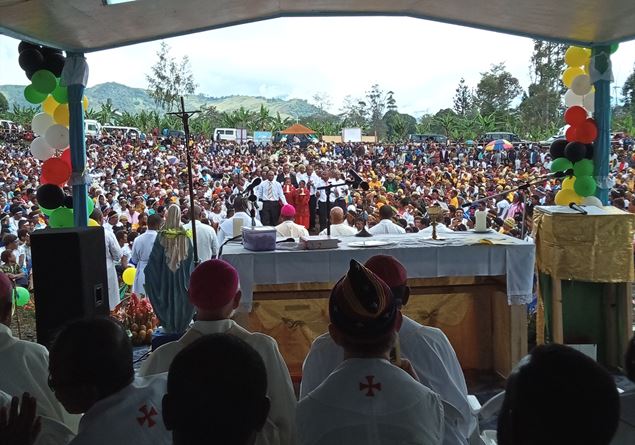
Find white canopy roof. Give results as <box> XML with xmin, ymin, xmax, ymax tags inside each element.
<box><xmin>1</xmin><ymin>0</ymin><xmax>634</xmax><ymax>52</ymax></box>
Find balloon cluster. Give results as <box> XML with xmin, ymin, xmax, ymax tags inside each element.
<box><xmin>551</xmin><ymin>44</ymin><xmax>617</xmax><ymax>207</ymax></box>
<box><xmin>18</xmin><ymin>41</ymin><xmax>91</xmax><ymax>228</ymax></box>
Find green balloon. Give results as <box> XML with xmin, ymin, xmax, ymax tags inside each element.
<box><xmin>610</xmin><ymin>43</ymin><xmax>619</xmax><ymax>54</ymax></box>
<box><xmin>40</xmin><ymin>206</ymin><xmax>57</xmax><ymax>217</ymax></box>
<box><xmin>24</xmin><ymin>85</ymin><xmax>47</xmax><ymax>104</ymax></box>
<box><xmin>550</xmin><ymin>157</ymin><xmax>573</xmax><ymax>173</ymax></box>
<box><xmin>573</xmin><ymin>176</ymin><xmax>597</xmax><ymax>197</ymax></box>
<box><xmin>49</xmin><ymin>207</ymin><xmax>74</xmax><ymax>228</ymax></box>
<box><xmin>51</xmin><ymin>84</ymin><xmax>68</xmax><ymax>104</ymax></box>
<box><xmin>573</xmin><ymin>159</ymin><xmax>594</xmax><ymax>177</ymax></box>
<box><xmin>13</xmin><ymin>287</ymin><xmax>30</xmax><ymax>307</ymax></box>
<box><xmin>31</xmin><ymin>70</ymin><xmax>57</xmax><ymax>94</ymax></box>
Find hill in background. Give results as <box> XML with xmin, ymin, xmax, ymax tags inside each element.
<box><xmin>0</xmin><ymin>82</ymin><xmax>330</xmax><ymax>119</ymax></box>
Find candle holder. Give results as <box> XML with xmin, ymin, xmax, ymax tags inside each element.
<box><xmin>427</xmin><ymin>206</ymin><xmax>445</xmax><ymax>240</ymax></box>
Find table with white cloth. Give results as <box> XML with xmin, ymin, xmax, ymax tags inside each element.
<box><xmin>222</xmin><ymin>231</ymin><xmax>535</xmax><ymax>382</ymax></box>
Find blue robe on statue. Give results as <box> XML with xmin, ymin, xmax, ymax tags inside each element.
<box><xmin>144</xmin><ymin>235</ymin><xmax>195</xmax><ymax>334</ymax></box>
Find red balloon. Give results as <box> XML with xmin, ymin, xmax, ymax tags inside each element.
<box><xmin>564</xmin><ymin>106</ymin><xmax>588</xmax><ymax>126</ymax></box>
<box><xmin>60</xmin><ymin>147</ymin><xmax>71</xmax><ymax>168</ymax></box>
<box><xmin>565</xmin><ymin>126</ymin><xmax>578</xmax><ymax>142</ymax></box>
<box><xmin>577</xmin><ymin>118</ymin><xmax>598</xmax><ymax>144</ymax></box>
<box><xmin>41</xmin><ymin>157</ymin><xmax>71</xmax><ymax>186</ymax></box>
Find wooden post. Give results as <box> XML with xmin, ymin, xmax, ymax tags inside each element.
<box><xmin>551</xmin><ymin>277</ymin><xmax>564</xmax><ymax>343</ymax></box>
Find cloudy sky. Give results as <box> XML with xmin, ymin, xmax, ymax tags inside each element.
<box><xmin>1</xmin><ymin>16</ymin><xmax>635</xmax><ymax>115</ymax></box>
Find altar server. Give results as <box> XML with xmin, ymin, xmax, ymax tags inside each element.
<box><xmin>48</xmin><ymin>318</ymin><xmax>170</xmax><ymax>445</ymax></box>
<box><xmin>301</xmin><ymin>255</ymin><xmax>473</xmax><ymax>444</ymax></box>
<box><xmin>275</xmin><ymin>204</ymin><xmax>308</xmax><ymax>239</ymax></box>
<box><xmin>139</xmin><ymin>259</ymin><xmax>296</xmax><ymax>445</ymax></box>
<box><xmin>297</xmin><ymin>259</ymin><xmax>444</xmax><ymax>445</ymax></box>
<box><xmin>130</xmin><ymin>214</ymin><xmax>162</xmax><ymax>295</ymax></box>
<box><xmin>0</xmin><ymin>272</ymin><xmax>79</xmax><ymax>432</ymax></box>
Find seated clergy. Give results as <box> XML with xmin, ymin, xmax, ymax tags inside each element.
<box><xmin>319</xmin><ymin>207</ymin><xmax>357</xmax><ymax>236</ymax></box>
<box><xmin>275</xmin><ymin>204</ymin><xmax>309</xmax><ymax>239</ymax></box>
<box><xmin>297</xmin><ymin>259</ymin><xmax>444</xmax><ymax>445</ymax></box>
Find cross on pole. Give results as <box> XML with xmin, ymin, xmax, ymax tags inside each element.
<box><xmin>167</xmin><ymin>97</ymin><xmax>200</xmax><ymax>265</ymax></box>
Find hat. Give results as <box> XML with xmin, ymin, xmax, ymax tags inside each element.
<box><xmin>504</xmin><ymin>218</ymin><xmax>516</xmax><ymax>229</ymax></box>
<box><xmin>364</xmin><ymin>255</ymin><xmax>407</xmax><ymax>289</ymax></box>
<box><xmin>329</xmin><ymin>259</ymin><xmax>397</xmax><ymax>338</ymax></box>
<box><xmin>280</xmin><ymin>204</ymin><xmax>296</xmax><ymax>218</ymax></box>
<box><xmin>189</xmin><ymin>259</ymin><xmax>239</xmax><ymax>311</ymax></box>
<box><xmin>347</xmin><ymin>205</ymin><xmax>357</xmax><ymax>215</ymax></box>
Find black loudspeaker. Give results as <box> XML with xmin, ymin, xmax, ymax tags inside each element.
<box><xmin>31</xmin><ymin>227</ymin><xmax>109</xmax><ymax>347</ymax></box>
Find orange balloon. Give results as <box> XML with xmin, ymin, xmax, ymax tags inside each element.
<box><xmin>565</xmin><ymin>126</ymin><xmax>578</xmax><ymax>142</ymax></box>
<box><xmin>41</xmin><ymin>157</ymin><xmax>71</xmax><ymax>186</ymax></box>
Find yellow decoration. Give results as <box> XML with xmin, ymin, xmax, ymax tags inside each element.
<box><xmin>42</xmin><ymin>95</ymin><xmax>59</xmax><ymax>116</ymax></box>
<box><xmin>83</xmin><ymin>96</ymin><xmax>89</xmax><ymax>111</ymax></box>
<box><xmin>562</xmin><ymin>67</ymin><xmax>585</xmax><ymax>88</ymax></box>
<box><xmin>564</xmin><ymin>46</ymin><xmax>590</xmax><ymax>67</ymax></box>
<box><xmin>53</xmin><ymin>104</ymin><xmax>70</xmax><ymax>126</ymax></box>
<box><xmin>554</xmin><ymin>188</ymin><xmax>583</xmax><ymax>206</ymax></box>
<box><xmin>562</xmin><ymin>176</ymin><xmax>576</xmax><ymax>190</ymax></box>
<box><xmin>88</xmin><ymin>218</ymin><xmax>99</xmax><ymax>227</ymax></box>
<box><xmin>122</xmin><ymin>267</ymin><xmax>136</xmax><ymax>286</ymax></box>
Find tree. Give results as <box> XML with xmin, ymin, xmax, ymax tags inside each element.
<box><xmin>432</xmin><ymin>109</ymin><xmax>457</xmax><ymax>137</ymax></box>
<box><xmin>453</xmin><ymin>77</ymin><xmax>474</xmax><ymax>117</ymax></box>
<box><xmin>311</xmin><ymin>92</ymin><xmax>332</xmax><ymax>114</ymax></box>
<box><xmin>475</xmin><ymin>63</ymin><xmax>523</xmax><ymax>116</ymax></box>
<box><xmin>146</xmin><ymin>41</ymin><xmax>197</xmax><ymax>111</ymax></box>
<box><xmin>0</xmin><ymin>93</ymin><xmax>8</xmax><ymax>114</ymax></box>
<box><xmin>253</xmin><ymin>105</ymin><xmax>272</xmax><ymax>131</ymax></box>
<box><xmin>383</xmin><ymin>110</ymin><xmax>416</xmax><ymax>142</ymax></box>
<box><xmin>366</xmin><ymin>84</ymin><xmax>388</xmax><ymax>137</ymax></box>
<box><xmin>622</xmin><ymin>63</ymin><xmax>635</xmax><ymax>116</ymax></box>
<box><xmin>97</xmin><ymin>99</ymin><xmax>118</xmax><ymax>125</ymax></box>
<box><xmin>339</xmin><ymin>95</ymin><xmax>369</xmax><ymax>128</ymax></box>
<box><xmin>386</xmin><ymin>91</ymin><xmax>397</xmax><ymax>112</ymax></box>
<box><xmin>269</xmin><ymin>112</ymin><xmax>292</xmax><ymax>132</ymax></box>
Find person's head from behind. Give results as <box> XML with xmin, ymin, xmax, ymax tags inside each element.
<box><xmin>329</xmin><ymin>259</ymin><xmax>401</xmax><ymax>358</ymax></box>
<box><xmin>0</xmin><ymin>272</ymin><xmax>13</xmax><ymax>327</ymax></box>
<box><xmin>163</xmin><ymin>333</ymin><xmax>269</xmax><ymax>445</ymax></box>
<box><xmin>365</xmin><ymin>255</ymin><xmax>410</xmax><ymax>307</ymax></box>
<box><xmin>498</xmin><ymin>343</ymin><xmax>619</xmax><ymax>445</ymax></box>
<box><xmin>49</xmin><ymin>317</ymin><xmax>133</xmax><ymax>414</ymax></box>
<box><xmin>379</xmin><ymin>204</ymin><xmax>394</xmax><ymax>220</ymax></box>
<box><xmin>329</xmin><ymin>206</ymin><xmax>344</xmax><ymax>224</ymax></box>
<box><xmin>189</xmin><ymin>259</ymin><xmax>241</xmax><ymax>320</ymax></box>
<box><xmin>147</xmin><ymin>213</ymin><xmax>163</xmax><ymax>230</ymax></box>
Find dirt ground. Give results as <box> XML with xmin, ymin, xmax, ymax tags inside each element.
<box><xmin>10</xmin><ymin>305</ymin><xmax>37</xmax><ymax>342</ymax></box>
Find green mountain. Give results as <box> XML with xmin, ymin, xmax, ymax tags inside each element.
<box><xmin>0</xmin><ymin>82</ymin><xmax>329</xmax><ymax>119</ymax></box>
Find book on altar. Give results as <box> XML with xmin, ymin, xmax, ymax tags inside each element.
<box><xmin>536</xmin><ymin>205</ymin><xmax>608</xmax><ymax>215</ymax></box>
<box><xmin>300</xmin><ymin>235</ymin><xmax>341</xmax><ymax>250</ymax></box>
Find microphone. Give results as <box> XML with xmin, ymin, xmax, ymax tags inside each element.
<box><xmin>569</xmin><ymin>202</ymin><xmax>588</xmax><ymax>215</ymax></box>
<box><xmin>348</xmin><ymin>169</ymin><xmax>370</xmax><ymax>191</ymax></box>
<box><xmin>552</xmin><ymin>169</ymin><xmax>574</xmax><ymax>179</ymax></box>
<box><xmin>243</xmin><ymin>177</ymin><xmax>262</xmax><ymax>194</ymax></box>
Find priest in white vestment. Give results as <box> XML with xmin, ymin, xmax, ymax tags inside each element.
<box><xmin>368</xmin><ymin>205</ymin><xmax>406</xmax><ymax>235</ymax></box>
<box><xmin>183</xmin><ymin>205</ymin><xmax>219</xmax><ymax>261</ymax></box>
<box><xmin>130</xmin><ymin>214</ymin><xmax>162</xmax><ymax>295</ymax></box>
<box><xmin>319</xmin><ymin>207</ymin><xmax>357</xmax><ymax>236</ymax></box>
<box><xmin>218</xmin><ymin>197</ymin><xmax>262</xmax><ymax>245</ymax></box>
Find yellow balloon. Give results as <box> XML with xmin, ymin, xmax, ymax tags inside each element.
<box><xmin>53</xmin><ymin>104</ymin><xmax>70</xmax><ymax>126</ymax></box>
<box><xmin>42</xmin><ymin>95</ymin><xmax>59</xmax><ymax>116</ymax></box>
<box><xmin>88</xmin><ymin>218</ymin><xmax>100</xmax><ymax>227</ymax></box>
<box><xmin>83</xmin><ymin>96</ymin><xmax>89</xmax><ymax>111</ymax></box>
<box><xmin>565</xmin><ymin>46</ymin><xmax>590</xmax><ymax>67</ymax></box>
<box><xmin>562</xmin><ymin>176</ymin><xmax>576</xmax><ymax>190</ymax></box>
<box><xmin>555</xmin><ymin>189</ymin><xmax>583</xmax><ymax>206</ymax></box>
<box><xmin>122</xmin><ymin>267</ymin><xmax>136</xmax><ymax>286</ymax></box>
<box><xmin>562</xmin><ymin>67</ymin><xmax>585</xmax><ymax>88</ymax></box>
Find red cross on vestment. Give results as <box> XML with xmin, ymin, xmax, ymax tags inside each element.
<box><xmin>359</xmin><ymin>375</ymin><xmax>382</xmax><ymax>397</ymax></box>
<box><xmin>137</xmin><ymin>404</ymin><xmax>158</xmax><ymax>427</ymax></box>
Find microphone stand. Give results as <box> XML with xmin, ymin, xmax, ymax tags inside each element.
<box><xmin>356</xmin><ymin>188</ymin><xmax>372</xmax><ymax>237</ymax></box>
<box><xmin>317</xmin><ymin>181</ymin><xmax>350</xmax><ymax>236</ymax></box>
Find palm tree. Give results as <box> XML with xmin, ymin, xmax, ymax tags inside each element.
<box><xmin>269</xmin><ymin>112</ymin><xmax>292</xmax><ymax>132</ymax></box>
<box><xmin>253</xmin><ymin>105</ymin><xmax>272</xmax><ymax>131</ymax></box>
<box><xmin>233</xmin><ymin>106</ymin><xmax>254</xmax><ymax>130</ymax></box>
<box><xmin>7</xmin><ymin>105</ymin><xmax>38</xmax><ymax>126</ymax></box>
<box><xmin>97</xmin><ymin>99</ymin><xmax>118</xmax><ymax>125</ymax></box>
<box><xmin>433</xmin><ymin>113</ymin><xmax>456</xmax><ymax>138</ymax></box>
<box><xmin>85</xmin><ymin>108</ymin><xmax>100</xmax><ymax>120</ymax></box>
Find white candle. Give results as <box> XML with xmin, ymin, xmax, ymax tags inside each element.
<box><xmin>233</xmin><ymin>218</ymin><xmax>244</xmax><ymax>237</ymax></box>
<box><xmin>475</xmin><ymin>210</ymin><xmax>487</xmax><ymax>232</ymax></box>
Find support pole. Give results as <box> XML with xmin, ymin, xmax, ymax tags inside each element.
<box><xmin>592</xmin><ymin>45</ymin><xmax>611</xmax><ymax>205</ymax></box>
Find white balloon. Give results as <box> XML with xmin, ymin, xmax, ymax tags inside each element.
<box><xmin>30</xmin><ymin>137</ymin><xmax>56</xmax><ymax>161</ymax></box>
<box><xmin>44</xmin><ymin>125</ymin><xmax>70</xmax><ymax>150</ymax></box>
<box><xmin>571</xmin><ymin>74</ymin><xmax>592</xmax><ymax>96</ymax></box>
<box><xmin>582</xmin><ymin>196</ymin><xmax>603</xmax><ymax>207</ymax></box>
<box><xmin>31</xmin><ymin>112</ymin><xmax>54</xmax><ymax>136</ymax></box>
<box><xmin>564</xmin><ymin>89</ymin><xmax>584</xmax><ymax>107</ymax></box>
<box><xmin>583</xmin><ymin>92</ymin><xmax>595</xmax><ymax>111</ymax></box>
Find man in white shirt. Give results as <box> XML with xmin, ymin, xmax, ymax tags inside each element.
<box><xmin>314</xmin><ymin>171</ymin><xmax>331</xmax><ymax>231</ymax></box>
<box><xmin>275</xmin><ymin>204</ymin><xmax>308</xmax><ymax>239</ymax></box>
<box><xmin>301</xmin><ymin>255</ymin><xmax>472</xmax><ymax>444</ymax></box>
<box><xmin>130</xmin><ymin>214</ymin><xmax>162</xmax><ymax>295</ymax></box>
<box><xmin>48</xmin><ymin>318</ymin><xmax>170</xmax><ymax>445</ymax></box>
<box><xmin>297</xmin><ymin>260</ymin><xmax>444</xmax><ymax>445</ymax></box>
<box><xmin>218</xmin><ymin>198</ymin><xmax>262</xmax><ymax>245</ymax></box>
<box><xmin>319</xmin><ymin>207</ymin><xmax>357</xmax><ymax>236</ymax></box>
<box><xmin>256</xmin><ymin>171</ymin><xmax>287</xmax><ymax>226</ymax></box>
<box><xmin>368</xmin><ymin>205</ymin><xmax>406</xmax><ymax>235</ymax></box>
<box><xmin>0</xmin><ymin>272</ymin><xmax>79</xmax><ymax>432</ymax></box>
<box><xmin>140</xmin><ymin>259</ymin><xmax>296</xmax><ymax>445</ymax></box>
<box><xmin>183</xmin><ymin>205</ymin><xmax>219</xmax><ymax>261</ymax></box>
<box><xmin>91</xmin><ymin>209</ymin><xmax>122</xmax><ymax>310</ymax></box>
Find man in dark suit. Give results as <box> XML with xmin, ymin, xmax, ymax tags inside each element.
<box><xmin>439</xmin><ymin>145</ymin><xmax>450</xmax><ymax>163</ymax></box>
<box><xmin>276</xmin><ymin>164</ymin><xmax>298</xmax><ymax>187</ymax></box>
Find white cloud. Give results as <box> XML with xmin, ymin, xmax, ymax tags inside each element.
<box><xmin>2</xmin><ymin>16</ymin><xmax>635</xmax><ymax>115</ymax></box>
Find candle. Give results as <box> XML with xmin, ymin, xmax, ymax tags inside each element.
<box><xmin>233</xmin><ymin>218</ymin><xmax>244</xmax><ymax>237</ymax></box>
<box><xmin>475</xmin><ymin>210</ymin><xmax>487</xmax><ymax>232</ymax></box>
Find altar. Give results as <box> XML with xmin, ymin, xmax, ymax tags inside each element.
<box><xmin>221</xmin><ymin>231</ymin><xmax>536</xmax><ymax>383</ymax></box>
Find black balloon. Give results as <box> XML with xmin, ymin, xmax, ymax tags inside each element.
<box><xmin>549</xmin><ymin>139</ymin><xmax>568</xmax><ymax>159</ymax></box>
<box><xmin>585</xmin><ymin>143</ymin><xmax>594</xmax><ymax>160</ymax></box>
<box><xmin>565</xmin><ymin>142</ymin><xmax>587</xmax><ymax>163</ymax></box>
<box><xmin>63</xmin><ymin>195</ymin><xmax>73</xmax><ymax>209</ymax></box>
<box><xmin>43</xmin><ymin>53</ymin><xmax>65</xmax><ymax>77</ymax></box>
<box><xmin>18</xmin><ymin>41</ymin><xmax>40</xmax><ymax>53</ymax></box>
<box><xmin>36</xmin><ymin>184</ymin><xmax>65</xmax><ymax>210</ymax></box>
<box><xmin>40</xmin><ymin>46</ymin><xmax>63</xmax><ymax>57</ymax></box>
<box><xmin>18</xmin><ymin>48</ymin><xmax>44</xmax><ymax>73</ymax></box>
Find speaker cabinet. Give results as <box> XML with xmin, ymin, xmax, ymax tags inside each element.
<box><xmin>30</xmin><ymin>227</ymin><xmax>109</xmax><ymax>347</ymax></box>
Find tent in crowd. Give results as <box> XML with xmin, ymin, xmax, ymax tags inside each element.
<box><xmin>280</xmin><ymin>123</ymin><xmax>316</xmax><ymax>135</ymax></box>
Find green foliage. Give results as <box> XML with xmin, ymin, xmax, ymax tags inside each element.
<box><xmin>383</xmin><ymin>110</ymin><xmax>416</xmax><ymax>142</ymax></box>
<box><xmin>4</xmin><ymin>104</ymin><xmax>38</xmax><ymax>126</ymax></box>
<box><xmin>475</xmin><ymin>62</ymin><xmax>523</xmax><ymax>116</ymax></box>
<box><xmin>146</xmin><ymin>41</ymin><xmax>197</xmax><ymax>111</ymax></box>
<box><xmin>0</xmin><ymin>93</ymin><xmax>8</xmax><ymax>114</ymax></box>
<box><xmin>622</xmin><ymin>63</ymin><xmax>635</xmax><ymax>117</ymax></box>
<box><xmin>453</xmin><ymin>77</ymin><xmax>474</xmax><ymax>117</ymax></box>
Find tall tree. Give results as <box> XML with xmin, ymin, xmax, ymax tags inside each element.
<box><xmin>311</xmin><ymin>92</ymin><xmax>332</xmax><ymax>113</ymax></box>
<box><xmin>475</xmin><ymin>63</ymin><xmax>523</xmax><ymax>116</ymax></box>
<box><xmin>366</xmin><ymin>84</ymin><xmax>388</xmax><ymax>136</ymax></box>
<box><xmin>146</xmin><ymin>41</ymin><xmax>197</xmax><ymax>111</ymax></box>
<box><xmin>453</xmin><ymin>77</ymin><xmax>473</xmax><ymax>116</ymax></box>
<box><xmin>0</xmin><ymin>93</ymin><xmax>8</xmax><ymax>114</ymax></box>
<box><xmin>622</xmin><ymin>63</ymin><xmax>635</xmax><ymax>116</ymax></box>
<box><xmin>339</xmin><ymin>95</ymin><xmax>369</xmax><ymax>128</ymax></box>
<box><xmin>386</xmin><ymin>91</ymin><xmax>398</xmax><ymax>112</ymax></box>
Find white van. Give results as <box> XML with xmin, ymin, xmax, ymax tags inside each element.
<box><xmin>214</xmin><ymin>128</ymin><xmax>237</xmax><ymax>141</ymax></box>
<box><xmin>85</xmin><ymin>119</ymin><xmax>101</xmax><ymax>137</ymax></box>
<box><xmin>0</xmin><ymin>120</ymin><xmax>16</xmax><ymax>134</ymax></box>
<box><xmin>102</xmin><ymin>125</ymin><xmax>140</xmax><ymax>139</ymax></box>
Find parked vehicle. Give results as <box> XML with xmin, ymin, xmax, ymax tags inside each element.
<box><xmin>0</xmin><ymin>120</ymin><xmax>17</xmax><ymax>134</ymax></box>
<box><xmin>85</xmin><ymin>119</ymin><xmax>102</xmax><ymax>137</ymax></box>
<box><xmin>407</xmin><ymin>134</ymin><xmax>448</xmax><ymax>144</ymax></box>
<box><xmin>102</xmin><ymin>125</ymin><xmax>140</xmax><ymax>139</ymax></box>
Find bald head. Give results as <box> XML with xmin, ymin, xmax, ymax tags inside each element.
<box><xmin>330</xmin><ymin>207</ymin><xmax>345</xmax><ymax>224</ymax></box>
<box><xmin>0</xmin><ymin>272</ymin><xmax>13</xmax><ymax>326</ymax></box>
